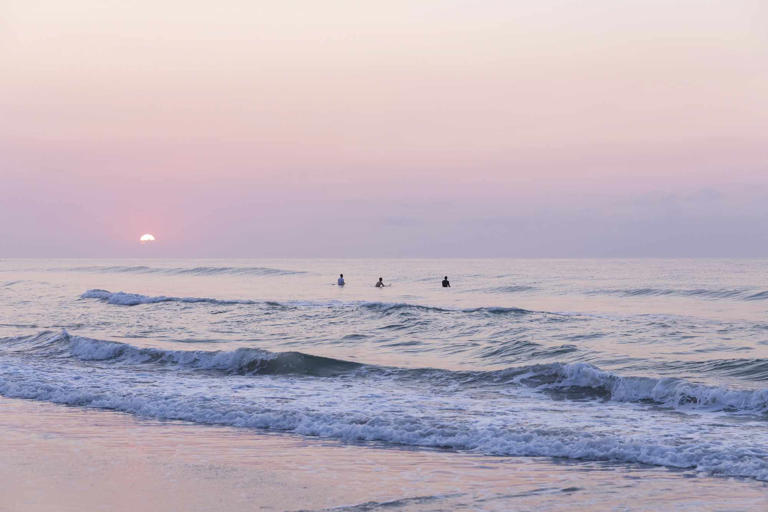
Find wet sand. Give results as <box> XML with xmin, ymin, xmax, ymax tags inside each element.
<box><xmin>1</xmin><ymin>397</ymin><xmax>766</xmax><ymax>512</ymax></box>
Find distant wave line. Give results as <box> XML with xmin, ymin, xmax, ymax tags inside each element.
<box><xmin>589</xmin><ymin>287</ymin><xmax>768</xmax><ymax>301</ymax></box>
<box><xmin>79</xmin><ymin>289</ymin><xmax>538</xmax><ymax>315</ymax></box>
<box><xmin>56</xmin><ymin>265</ymin><xmax>305</xmax><ymax>276</ymax></box>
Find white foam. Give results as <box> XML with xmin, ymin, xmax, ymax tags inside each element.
<box><xmin>529</xmin><ymin>362</ymin><xmax>768</xmax><ymax>414</ymax></box>
<box><xmin>0</xmin><ymin>351</ymin><xmax>767</xmax><ymax>482</ymax></box>
<box><xmin>81</xmin><ymin>289</ymin><xmax>255</xmax><ymax>306</ymax></box>
<box><xmin>3</xmin><ymin>332</ymin><xmax>768</xmax><ymax>481</ymax></box>
<box><xmin>8</xmin><ymin>331</ymin><xmax>768</xmax><ymax>415</ymax></box>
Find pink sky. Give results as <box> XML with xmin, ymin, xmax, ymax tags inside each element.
<box><xmin>2</xmin><ymin>1</ymin><xmax>767</xmax><ymax>257</ymax></box>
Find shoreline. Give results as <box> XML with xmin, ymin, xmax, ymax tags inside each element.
<box><xmin>1</xmin><ymin>396</ymin><xmax>766</xmax><ymax>511</ymax></box>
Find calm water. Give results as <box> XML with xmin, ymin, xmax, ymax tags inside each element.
<box><xmin>2</xmin><ymin>258</ymin><xmax>768</xmax><ymax>484</ymax></box>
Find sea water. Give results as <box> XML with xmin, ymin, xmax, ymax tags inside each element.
<box><xmin>2</xmin><ymin>258</ymin><xmax>768</xmax><ymax>486</ymax></box>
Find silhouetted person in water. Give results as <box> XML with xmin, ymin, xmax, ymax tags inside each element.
<box><xmin>442</xmin><ymin>276</ymin><xmax>451</xmax><ymax>288</ymax></box>
<box><xmin>337</xmin><ymin>274</ymin><xmax>345</xmax><ymax>286</ymax></box>
<box><xmin>375</xmin><ymin>277</ymin><xmax>385</xmax><ymax>288</ymax></box>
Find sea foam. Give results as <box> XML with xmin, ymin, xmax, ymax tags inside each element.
<box><xmin>1</xmin><ymin>331</ymin><xmax>768</xmax><ymax>482</ymax></box>
<box><xmin>6</xmin><ymin>331</ymin><xmax>768</xmax><ymax>416</ymax></box>
<box><xmin>81</xmin><ymin>289</ymin><xmax>257</xmax><ymax>306</ymax></box>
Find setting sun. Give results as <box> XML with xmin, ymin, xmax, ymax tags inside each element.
<box><xmin>139</xmin><ymin>233</ymin><xmax>156</xmax><ymax>243</ymax></box>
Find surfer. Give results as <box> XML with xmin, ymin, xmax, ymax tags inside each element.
<box><xmin>442</xmin><ymin>276</ymin><xmax>450</xmax><ymax>288</ymax></box>
<box><xmin>375</xmin><ymin>277</ymin><xmax>385</xmax><ymax>288</ymax></box>
<box><xmin>337</xmin><ymin>274</ymin><xmax>345</xmax><ymax>286</ymax></box>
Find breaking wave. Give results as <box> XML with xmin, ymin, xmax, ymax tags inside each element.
<box><xmin>2</xmin><ymin>331</ymin><xmax>768</xmax><ymax>481</ymax></box>
<box><xmin>2</xmin><ymin>375</ymin><xmax>766</xmax><ymax>481</ymax></box>
<box><xmin>5</xmin><ymin>331</ymin><xmax>768</xmax><ymax>416</ymax></box>
<box><xmin>81</xmin><ymin>289</ymin><xmax>257</xmax><ymax>306</ymax></box>
<box><xmin>1</xmin><ymin>331</ymin><xmax>360</xmax><ymax>376</ymax></box>
<box><xmin>80</xmin><ymin>289</ymin><xmax>538</xmax><ymax>316</ymax></box>
<box><xmin>512</xmin><ymin>362</ymin><xmax>768</xmax><ymax>414</ymax></box>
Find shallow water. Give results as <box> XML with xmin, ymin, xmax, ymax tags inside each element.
<box><xmin>3</xmin><ymin>397</ymin><xmax>767</xmax><ymax>512</ymax></box>
<box><xmin>2</xmin><ymin>258</ymin><xmax>768</xmax><ymax>487</ymax></box>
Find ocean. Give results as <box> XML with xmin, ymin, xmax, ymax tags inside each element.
<box><xmin>2</xmin><ymin>258</ymin><xmax>768</xmax><ymax>509</ymax></box>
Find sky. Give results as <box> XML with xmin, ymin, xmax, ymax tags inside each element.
<box><xmin>2</xmin><ymin>0</ymin><xmax>767</xmax><ymax>257</ymax></box>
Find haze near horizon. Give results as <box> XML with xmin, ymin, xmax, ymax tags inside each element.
<box><xmin>2</xmin><ymin>1</ymin><xmax>767</xmax><ymax>257</ymax></box>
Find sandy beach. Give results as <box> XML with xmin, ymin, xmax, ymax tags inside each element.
<box><xmin>1</xmin><ymin>396</ymin><xmax>766</xmax><ymax>512</ymax></box>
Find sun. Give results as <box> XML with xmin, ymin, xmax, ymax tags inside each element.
<box><xmin>139</xmin><ymin>233</ymin><xmax>156</xmax><ymax>244</ymax></box>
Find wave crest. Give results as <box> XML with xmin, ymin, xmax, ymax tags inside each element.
<box><xmin>81</xmin><ymin>289</ymin><xmax>256</xmax><ymax>306</ymax></box>
<box><xmin>61</xmin><ymin>332</ymin><xmax>360</xmax><ymax>377</ymax></box>
<box><xmin>514</xmin><ymin>362</ymin><xmax>768</xmax><ymax>414</ymax></box>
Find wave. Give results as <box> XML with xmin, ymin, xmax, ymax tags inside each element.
<box><xmin>591</xmin><ymin>287</ymin><xmax>768</xmax><ymax>301</ymax></box>
<box><xmin>1</xmin><ymin>331</ymin><xmax>360</xmax><ymax>377</ymax></box>
<box><xmin>59</xmin><ymin>265</ymin><xmax>304</xmax><ymax>276</ymax></box>
<box><xmin>6</xmin><ymin>331</ymin><xmax>768</xmax><ymax>416</ymax></box>
<box><xmin>512</xmin><ymin>362</ymin><xmax>768</xmax><ymax>414</ymax></box>
<box><xmin>360</xmin><ymin>302</ymin><xmax>533</xmax><ymax>315</ymax></box>
<box><xmin>358</xmin><ymin>301</ymin><xmax>449</xmax><ymax>313</ymax></box>
<box><xmin>387</xmin><ymin>362</ymin><xmax>768</xmax><ymax>415</ymax></box>
<box><xmin>462</xmin><ymin>306</ymin><xmax>533</xmax><ymax>314</ymax></box>
<box><xmin>3</xmin><ymin>378</ymin><xmax>766</xmax><ymax>482</ymax></box>
<box><xmin>81</xmin><ymin>289</ymin><xmax>258</xmax><ymax>306</ymax></box>
<box><xmin>80</xmin><ymin>289</ymin><xmax>538</xmax><ymax>316</ymax></box>
<box><xmin>2</xmin><ymin>332</ymin><xmax>768</xmax><ymax>481</ymax></box>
